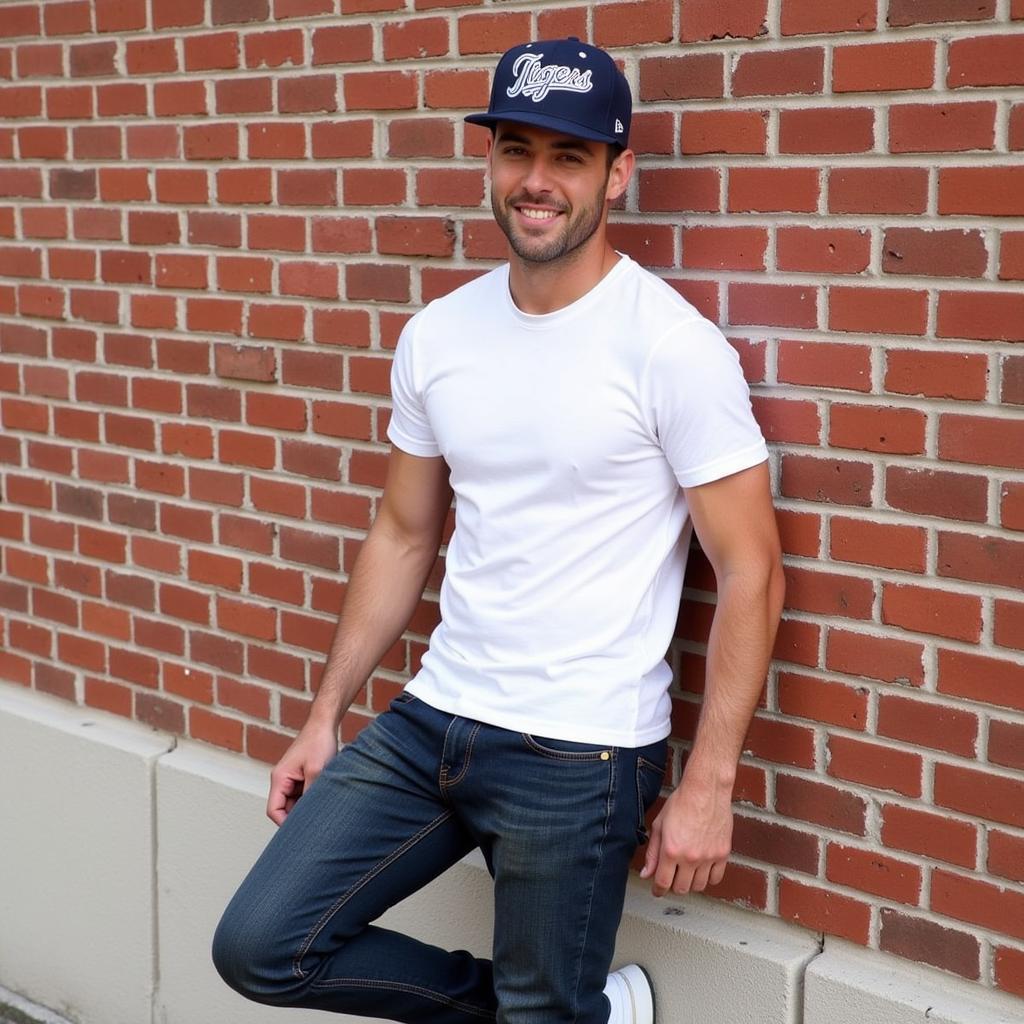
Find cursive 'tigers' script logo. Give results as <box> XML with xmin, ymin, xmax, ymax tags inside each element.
<box><xmin>505</xmin><ymin>52</ymin><xmax>594</xmax><ymax>103</ymax></box>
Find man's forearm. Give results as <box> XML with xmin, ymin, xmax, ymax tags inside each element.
<box><xmin>685</xmin><ymin>560</ymin><xmax>786</xmax><ymax>787</ymax></box>
<box><xmin>307</xmin><ymin>522</ymin><xmax>443</xmax><ymax>730</ymax></box>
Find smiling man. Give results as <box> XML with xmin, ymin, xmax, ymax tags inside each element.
<box><xmin>212</xmin><ymin>38</ymin><xmax>785</xmax><ymax>1024</ymax></box>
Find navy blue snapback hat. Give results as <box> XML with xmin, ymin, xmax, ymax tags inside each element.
<box><xmin>465</xmin><ymin>38</ymin><xmax>631</xmax><ymax>146</ymax></box>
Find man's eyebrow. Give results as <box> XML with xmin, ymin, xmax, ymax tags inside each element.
<box><xmin>495</xmin><ymin>131</ymin><xmax>595</xmax><ymax>155</ymax></box>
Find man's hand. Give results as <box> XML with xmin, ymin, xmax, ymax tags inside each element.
<box><xmin>640</xmin><ymin>772</ymin><xmax>733</xmax><ymax>896</ymax></box>
<box><xmin>266</xmin><ymin>721</ymin><xmax>339</xmax><ymax>826</ymax></box>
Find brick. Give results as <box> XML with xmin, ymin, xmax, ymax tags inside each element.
<box><xmin>311</xmin><ymin>119</ymin><xmax>374</xmax><ymax>159</ymax></box>
<box><xmin>884</xmin><ymin>348</ymin><xmax>987</xmax><ymax>403</ymax></box>
<box><xmin>889</xmin><ymin>0</ymin><xmax>994</xmax><ymax>23</ymax></box>
<box><xmin>682</xmin><ymin>110</ymin><xmax>767</xmax><ymax>155</ymax></box>
<box><xmin>881</xmin><ymin>804</ymin><xmax>976</xmax><ymax>869</ymax></box>
<box><xmin>640</xmin><ymin>55</ymin><xmax>725</xmax><ymax>101</ymax></box>
<box><xmin>778</xmin><ymin>342</ymin><xmax>868</xmax><ymax>393</ymax></box>
<box><xmin>881</xmin><ymin>582</ymin><xmax>981</xmax><ymax>644</ymax></box>
<box><xmin>70</xmin><ymin>41</ymin><xmax>116</xmax><ymax>76</ymax></box>
<box><xmin>826</xmin><ymin>844</ymin><xmax>921</xmax><ymax>905</ymax></box>
<box><xmin>382</xmin><ymin>18</ymin><xmax>447</xmax><ymax>60</ymax></box>
<box><xmin>729</xmin><ymin>168</ymin><xmax>819</xmax><ymax>213</ymax></box>
<box><xmin>828</xmin><ymin>404</ymin><xmax>926</xmax><ymax>455</ymax></box>
<box><xmin>215</xmin><ymin>76</ymin><xmax>272</xmax><ymax>115</ymax></box>
<box><xmin>682</xmin><ymin>227</ymin><xmax>767</xmax><ymax>272</ymax></box>
<box><xmin>1013</xmin><ymin>105</ymin><xmax>1024</xmax><ymax>150</ymax></box>
<box><xmin>940</xmin><ymin>531</ymin><xmax>1024</xmax><ymax>590</ymax></box>
<box><xmin>782</xmin><ymin>0</ymin><xmax>877</xmax><ymax>35</ymax></box>
<box><xmin>278</xmin><ymin>169</ymin><xmax>336</xmax><ymax>207</ymax></box>
<box><xmin>1001</xmin><ymin>232</ymin><xmax>1024</xmax><ymax>281</ymax></box>
<box><xmin>345</xmin><ymin>263</ymin><xmax>406</xmax><ymax>302</ymax></box>
<box><xmin>413</xmin><ymin>168</ymin><xmax>481</xmax><ymax>206</ymax></box>
<box><xmin>45</xmin><ymin>85</ymin><xmax>92</xmax><ymax>120</ymax></box>
<box><xmin>217</xmin><ymin>167</ymin><xmax>272</xmax><ymax>205</ymax></box>
<box><xmin>939</xmin><ymin>412</ymin><xmax>1024</xmax><ymax>470</ymax></box>
<box><xmin>732</xmin><ymin>815</ymin><xmax>818</xmax><ymax>873</ymax></box>
<box><xmin>345</xmin><ymin>70</ymin><xmax>417</xmax><ymax>111</ymax></box>
<box><xmin>937</xmin><ymin>648</ymin><xmax>1024</xmax><ymax>713</ymax></box>
<box><xmin>994</xmin><ymin>601</ymin><xmax>1024</xmax><ymax>655</ymax></box>
<box><xmin>681</xmin><ymin>0</ymin><xmax>767</xmax><ymax>40</ymax></box>
<box><xmin>315</xmin><ymin>24</ymin><xmax>376</xmax><ymax>65</ymax></box>
<box><xmin>829</xmin><ymin>167</ymin><xmax>928</xmax><ymax>214</ymax></box>
<box><xmin>932</xmin><ymin>869</ymin><xmax>1024</xmax><ymax>942</ymax></box>
<box><xmin>278</xmin><ymin>74</ymin><xmax>337</xmax><ymax>114</ymax></box>
<box><xmin>247</xmin><ymin>122</ymin><xmax>305</xmax><ymax>160</ymax></box>
<box><xmin>885</xmin><ymin>466</ymin><xmax>986</xmax><ymax>522</ymax></box>
<box><xmin>949</xmin><ymin>34</ymin><xmax>1024</xmax><ymax>87</ymax></box>
<box><xmin>989</xmin><ymin>831</ymin><xmax>1024</xmax><ymax>884</ymax></box>
<box><xmin>388</xmin><ymin>117</ymin><xmax>454</xmax><ymax>158</ymax></box>
<box><xmin>935</xmin><ymin>763</ymin><xmax>1024</xmax><ymax>828</ymax></box>
<box><xmin>777</xmin><ymin>227</ymin><xmax>870</xmax><ymax>275</ymax></box>
<box><xmin>731</xmin><ymin>47</ymin><xmax>823</xmax><ymax>97</ymax></box>
<box><xmin>829</xmin><ymin>287</ymin><xmax>927</xmax><ymax>336</ymax></box>
<box><xmin>938</xmin><ymin>291</ymin><xmax>1024</xmax><ymax>343</ymax></box>
<box><xmin>246</xmin><ymin>28</ymin><xmax>305</xmax><ymax>68</ymax></box>
<box><xmin>728</xmin><ymin>283</ymin><xmax>816</xmax><ymax>328</ymax></box>
<box><xmin>154</xmin><ymin>81</ymin><xmax>206</xmax><ymax>117</ymax></box>
<box><xmin>782</xmin><ymin>565</ymin><xmax>871</xmax><ymax>620</ymax></box>
<box><xmin>152</xmin><ymin>0</ymin><xmax>204</xmax><ymax>27</ymax></box>
<box><xmin>775</xmin><ymin>774</ymin><xmax>867</xmax><ymax>834</ymax></box>
<box><xmin>780</xmin><ymin>107</ymin><xmax>874</xmax><ymax>154</ymax></box>
<box><xmin>779</xmin><ymin>878</ymin><xmax>870</xmax><ymax>944</ymax></box>
<box><xmin>827</xmin><ymin>518</ymin><xmax>924</xmax><ymax>574</ymax></box>
<box><xmin>827</xmin><ymin>628</ymin><xmax>924</xmax><ymax>687</ymax></box>
<box><xmin>890</xmin><ymin>102</ymin><xmax>995</xmax><ymax>154</ymax></box>
<box><xmin>639</xmin><ymin>169</ymin><xmax>720</xmax><ymax>213</ymax></box>
<box><xmin>877</xmin><ymin>693</ymin><xmax>978</xmax><ymax>757</ymax></box>
<box><xmin>778</xmin><ymin>672</ymin><xmax>867</xmax><ymax>731</ymax></box>
<box><xmin>880</xmin><ymin>910</ymin><xmax>980</xmax><ymax>980</ymax></box>
<box><xmin>594</xmin><ymin>0</ymin><xmax>673</xmax><ymax>45</ymax></box>
<box><xmin>247</xmin><ymin>213</ymin><xmax>304</xmax><ymax>252</ymax></box>
<box><xmin>43</xmin><ymin>1</ymin><xmax>91</xmax><ymax>34</ymax></box>
<box><xmin>96</xmin><ymin>0</ymin><xmax>145</xmax><ymax>30</ymax></box>
<box><xmin>781</xmin><ymin>455</ymin><xmax>873</xmax><ymax>508</ymax></box>
<box><xmin>828</xmin><ymin>735</ymin><xmax>923</xmax><ymax>797</ymax></box>
<box><xmin>607</xmin><ymin>223</ymin><xmax>675</xmax><ymax>269</ymax></box>
<box><xmin>882</xmin><ymin>228</ymin><xmax>987</xmax><ymax>278</ymax></box>
<box><xmin>996</xmin><ymin>948</ymin><xmax>1024</xmax><ymax>999</ymax></box>
<box><xmin>212</xmin><ymin>0</ymin><xmax>269</xmax><ymax>23</ymax></box>
<box><xmin>378</xmin><ymin>216</ymin><xmax>455</xmax><ymax>258</ymax></box>
<box><xmin>457</xmin><ymin>11</ymin><xmax>530</xmax><ymax>54</ymax></box>
<box><xmin>424</xmin><ymin>69</ymin><xmax>489</xmax><ymax>109</ymax></box>
<box><xmin>940</xmin><ymin>167</ymin><xmax>1024</xmax><ymax>217</ymax></box>
<box><xmin>833</xmin><ymin>40</ymin><xmax>935</xmax><ymax>92</ymax></box>
<box><xmin>311</xmin><ymin>216</ymin><xmax>371</xmax><ymax>254</ymax></box>
<box><xmin>1004</xmin><ymin>355</ymin><xmax>1024</xmax><ymax>405</ymax></box>
<box><xmin>629</xmin><ymin>112</ymin><xmax>674</xmax><ymax>156</ymax></box>
<box><xmin>184</xmin><ymin>32</ymin><xmax>239</xmax><ymax>72</ymax></box>
<box><xmin>126</xmin><ymin>124</ymin><xmax>180</xmax><ymax>160</ymax></box>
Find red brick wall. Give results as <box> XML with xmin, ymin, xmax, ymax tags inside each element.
<box><xmin>1</xmin><ymin>0</ymin><xmax>1022</xmax><ymax>1000</ymax></box>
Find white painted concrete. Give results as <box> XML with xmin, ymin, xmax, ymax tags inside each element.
<box><xmin>805</xmin><ymin>940</ymin><xmax>1024</xmax><ymax>1024</ymax></box>
<box><xmin>0</xmin><ymin>686</ymin><xmax>173</xmax><ymax>1024</ymax></box>
<box><xmin>613</xmin><ymin>888</ymin><xmax>819</xmax><ymax>1024</ymax></box>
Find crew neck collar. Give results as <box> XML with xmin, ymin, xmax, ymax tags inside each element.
<box><xmin>503</xmin><ymin>253</ymin><xmax>632</xmax><ymax>330</ymax></box>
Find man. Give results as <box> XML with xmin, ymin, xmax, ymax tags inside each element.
<box><xmin>213</xmin><ymin>37</ymin><xmax>785</xmax><ymax>1024</ymax></box>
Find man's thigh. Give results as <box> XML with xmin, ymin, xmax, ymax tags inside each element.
<box><xmin>457</xmin><ymin>727</ymin><xmax>667</xmax><ymax>1023</ymax></box>
<box><xmin>214</xmin><ymin>694</ymin><xmax>476</xmax><ymax>987</ymax></box>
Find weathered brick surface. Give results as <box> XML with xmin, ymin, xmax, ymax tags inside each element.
<box><xmin>1</xmin><ymin>0</ymin><xmax>1022</xmax><ymax>1003</ymax></box>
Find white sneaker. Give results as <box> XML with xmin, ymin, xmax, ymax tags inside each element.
<box><xmin>603</xmin><ymin>964</ymin><xmax>656</xmax><ymax>1024</ymax></box>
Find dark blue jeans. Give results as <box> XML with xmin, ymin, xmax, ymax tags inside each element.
<box><xmin>212</xmin><ymin>692</ymin><xmax>667</xmax><ymax>1023</ymax></box>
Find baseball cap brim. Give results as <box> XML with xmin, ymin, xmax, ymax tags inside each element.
<box><xmin>464</xmin><ymin>110</ymin><xmax>621</xmax><ymax>146</ymax></box>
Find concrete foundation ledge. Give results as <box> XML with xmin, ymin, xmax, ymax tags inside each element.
<box><xmin>805</xmin><ymin>940</ymin><xmax>1024</xmax><ymax>1024</ymax></box>
<box><xmin>0</xmin><ymin>685</ymin><xmax>174</xmax><ymax>1024</ymax></box>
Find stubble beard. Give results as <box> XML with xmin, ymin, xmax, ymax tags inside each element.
<box><xmin>492</xmin><ymin>181</ymin><xmax>608</xmax><ymax>266</ymax></box>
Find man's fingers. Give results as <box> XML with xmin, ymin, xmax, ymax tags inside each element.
<box><xmin>267</xmin><ymin>773</ymin><xmax>300</xmax><ymax>825</ymax></box>
<box><xmin>689</xmin><ymin>862</ymin><xmax>713</xmax><ymax>893</ymax></box>
<box><xmin>710</xmin><ymin>859</ymin><xmax>727</xmax><ymax>887</ymax></box>
<box><xmin>641</xmin><ymin>824</ymin><xmax>661</xmax><ymax>880</ymax></box>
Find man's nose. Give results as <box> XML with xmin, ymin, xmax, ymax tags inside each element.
<box><xmin>521</xmin><ymin>155</ymin><xmax>554</xmax><ymax>197</ymax></box>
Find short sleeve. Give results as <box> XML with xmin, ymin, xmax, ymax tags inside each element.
<box><xmin>386</xmin><ymin>314</ymin><xmax>441</xmax><ymax>457</ymax></box>
<box><xmin>641</xmin><ymin>318</ymin><xmax>769</xmax><ymax>488</ymax></box>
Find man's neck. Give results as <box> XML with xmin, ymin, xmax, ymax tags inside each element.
<box><xmin>508</xmin><ymin>242</ymin><xmax>621</xmax><ymax>316</ymax></box>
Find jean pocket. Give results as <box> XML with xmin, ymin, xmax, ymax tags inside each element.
<box><xmin>391</xmin><ymin>690</ymin><xmax>417</xmax><ymax>706</ymax></box>
<box><xmin>635</xmin><ymin>756</ymin><xmax>666</xmax><ymax>845</ymax></box>
<box><xmin>520</xmin><ymin>733</ymin><xmax>615</xmax><ymax>762</ymax></box>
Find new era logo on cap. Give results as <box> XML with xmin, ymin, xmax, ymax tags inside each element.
<box><xmin>465</xmin><ymin>38</ymin><xmax>632</xmax><ymax>146</ymax></box>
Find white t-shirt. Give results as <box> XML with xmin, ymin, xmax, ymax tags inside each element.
<box><xmin>386</xmin><ymin>254</ymin><xmax>768</xmax><ymax>746</ymax></box>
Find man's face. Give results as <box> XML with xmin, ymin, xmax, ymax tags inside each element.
<box><xmin>487</xmin><ymin>122</ymin><xmax>622</xmax><ymax>266</ymax></box>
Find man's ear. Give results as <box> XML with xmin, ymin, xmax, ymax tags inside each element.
<box><xmin>605</xmin><ymin>148</ymin><xmax>635</xmax><ymax>204</ymax></box>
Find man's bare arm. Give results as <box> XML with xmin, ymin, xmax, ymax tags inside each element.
<box><xmin>642</xmin><ymin>460</ymin><xmax>785</xmax><ymax>895</ymax></box>
<box><xmin>267</xmin><ymin>446</ymin><xmax>452</xmax><ymax>824</ymax></box>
